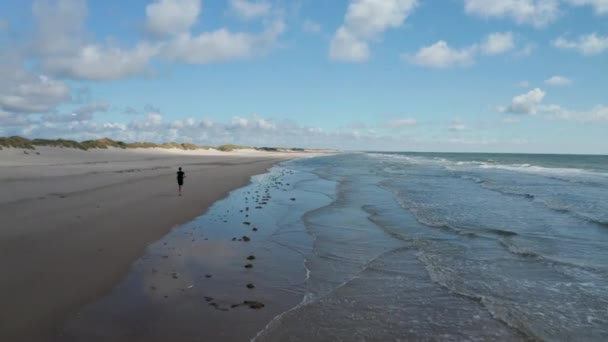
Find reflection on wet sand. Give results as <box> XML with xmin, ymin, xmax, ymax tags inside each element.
<box><xmin>59</xmin><ymin>165</ymin><xmax>323</xmax><ymax>342</ymax></box>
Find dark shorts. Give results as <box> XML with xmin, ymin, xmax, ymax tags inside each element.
<box><xmin>178</xmin><ymin>179</ymin><xmax>184</xmax><ymax>186</ymax></box>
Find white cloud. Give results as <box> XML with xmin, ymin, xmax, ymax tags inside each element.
<box><xmin>387</xmin><ymin>118</ymin><xmax>417</xmax><ymax>127</ymax></box>
<box><xmin>552</xmin><ymin>33</ymin><xmax>608</xmax><ymax>55</ymax></box>
<box><xmin>330</xmin><ymin>28</ymin><xmax>370</xmax><ymax>62</ymax></box>
<box><xmin>145</xmin><ymin>0</ymin><xmax>201</xmax><ymax>36</ymax></box>
<box><xmin>406</xmin><ymin>32</ymin><xmax>516</xmax><ymax>68</ymax></box>
<box><xmin>463</xmin><ymin>0</ymin><xmax>561</xmax><ymax>28</ymax></box>
<box><xmin>406</xmin><ymin>41</ymin><xmax>477</xmax><ymax>68</ymax></box>
<box><xmin>448</xmin><ymin>122</ymin><xmax>468</xmax><ymax>131</ymax></box>
<box><xmin>73</xmin><ymin>102</ymin><xmax>109</xmax><ymax>116</ymax></box>
<box><xmin>129</xmin><ymin>113</ymin><xmax>164</xmax><ymax>131</ymax></box>
<box><xmin>5</xmin><ymin>112</ymin><xmax>605</xmax><ymax>153</ymax></box>
<box><xmin>518</xmin><ymin>80</ymin><xmax>531</xmax><ymax>88</ymax></box>
<box><xmin>31</xmin><ymin>0</ymin><xmax>160</xmax><ymax>80</ymax></box>
<box><xmin>43</xmin><ymin>43</ymin><xmax>160</xmax><ymax>81</ymax></box>
<box><xmin>302</xmin><ymin>20</ymin><xmax>322</xmax><ymax>33</ymax></box>
<box><xmin>43</xmin><ymin>102</ymin><xmax>109</xmax><ymax>122</ymax></box>
<box><xmin>230</xmin><ymin>115</ymin><xmax>276</xmax><ymax>130</ymax></box>
<box><xmin>32</xmin><ymin>0</ymin><xmax>88</xmax><ymax>56</ymax></box>
<box><xmin>0</xmin><ymin>26</ymin><xmax>73</xmax><ymax>116</ymax></box>
<box><xmin>29</xmin><ymin>0</ymin><xmax>285</xmax><ymax>80</ymax></box>
<box><xmin>230</xmin><ymin>0</ymin><xmax>271</xmax><ymax>20</ymax></box>
<box><xmin>504</xmin><ymin>88</ymin><xmax>547</xmax><ymax>114</ymax></box>
<box><xmin>0</xmin><ymin>71</ymin><xmax>70</xmax><ymax>113</ymax></box>
<box><xmin>501</xmin><ymin>89</ymin><xmax>607</xmax><ymax>123</ymax></box>
<box><xmin>0</xmin><ymin>110</ymin><xmax>31</xmax><ymax>126</ymax></box>
<box><xmin>330</xmin><ymin>0</ymin><xmax>418</xmax><ymax>62</ymax></box>
<box><xmin>566</xmin><ymin>0</ymin><xmax>608</xmax><ymax>14</ymax></box>
<box><xmin>164</xmin><ymin>21</ymin><xmax>285</xmax><ymax>63</ymax></box>
<box><xmin>544</xmin><ymin>75</ymin><xmax>573</xmax><ymax>86</ymax></box>
<box><xmin>545</xmin><ymin>105</ymin><xmax>608</xmax><ymax>122</ymax></box>
<box><xmin>4</xmin><ymin>114</ymin><xmax>377</xmax><ymax>149</ymax></box>
<box><xmin>481</xmin><ymin>32</ymin><xmax>515</xmax><ymax>55</ymax></box>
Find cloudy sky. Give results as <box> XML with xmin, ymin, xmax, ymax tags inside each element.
<box><xmin>0</xmin><ymin>0</ymin><xmax>606</xmax><ymax>153</ymax></box>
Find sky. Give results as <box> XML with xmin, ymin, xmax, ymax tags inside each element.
<box><xmin>0</xmin><ymin>0</ymin><xmax>607</xmax><ymax>154</ymax></box>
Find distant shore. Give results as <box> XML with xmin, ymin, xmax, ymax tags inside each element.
<box><xmin>0</xmin><ymin>146</ymin><xmax>319</xmax><ymax>341</ymax></box>
<box><xmin>0</xmin><ymin>136</ymin><xmax>335</xmax><ymax>154</ymax></box>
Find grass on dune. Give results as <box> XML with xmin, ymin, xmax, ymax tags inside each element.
<box><xmin>1</xmin><ymin>136</ymin><xmax>323</xmax><ymax>153</ymax></box>
<box><xmin>1</xmin><ymin>136</ymin><xmax>241</xmax><ymax>151</ymax></box>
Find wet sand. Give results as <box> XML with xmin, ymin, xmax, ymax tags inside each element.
<box><xmin>57</xmin><ymin>167</ymin><xmax>314</xmax><ymax>341</ymax></box>
<box><xmin>0</xmin><ymin>147</ymin><xmax>305</xmax><ymax>341</ymax></box>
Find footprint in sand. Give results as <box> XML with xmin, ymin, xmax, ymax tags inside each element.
<box><xmin>243</xmin><ymin>300</ymin><xmax>264</xmax><ymax>309</ymax></box>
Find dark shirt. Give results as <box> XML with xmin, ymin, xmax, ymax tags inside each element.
<box><xmin>177</xmin><ymin>171</ymin><xmax>185</xmax><ymax>181</ymax></box>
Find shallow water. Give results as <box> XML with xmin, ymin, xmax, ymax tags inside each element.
<box><xmin>257</xmin><ymin>153</ymin><xmax>608</xmax><ymax>341</ymax></box>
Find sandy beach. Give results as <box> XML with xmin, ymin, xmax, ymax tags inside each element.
<box><xmin>0</xmin><ymin>146</ymin><xmax>303</xmax><ymax>341</ymax></box>
<box><xmin>4</xmin><ymin>148</ymin><xmax>608</xmax><ymax>342</ymax></box>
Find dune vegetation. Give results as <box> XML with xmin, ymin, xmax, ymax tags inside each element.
<box><xmin>216</xmin><ymin>144</ymin><xmax>251</xmax><ymax>152</ymax></box>
<box><xmin>0</xmin><ymin>136</ymin><xmax>217</xmax><ymax>151</ymax></box>
<box><xmin>0</xmin><ymin>136</ymin><xmax>313</xmax><ymax>152</ymax></box>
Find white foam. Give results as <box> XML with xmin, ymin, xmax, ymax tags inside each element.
<box><xmin>369</xmin><ymin>153</ymin><xmax>608</xmax><ymax>180</ymax></box>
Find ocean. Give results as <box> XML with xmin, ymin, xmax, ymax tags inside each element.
<box><xmin>61</xmin><ymin>152</ymin><xmax>608</xmax><ymax>341</ymax></box>
<box><xmin>256</xmin><ymin>152</ymin><xmax>608</xmax><ymax>341</ymax></box>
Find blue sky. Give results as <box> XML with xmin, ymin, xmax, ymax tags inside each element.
<box><xmin>0</xmin><ymin>0</ymin><xmax>607</xmax><ymax>153</ymax></box>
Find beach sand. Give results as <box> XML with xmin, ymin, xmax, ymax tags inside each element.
<box><xmin>0</xmin><ymin>147</ymin><xmax>305</xmax><ymax>341</ymax></box>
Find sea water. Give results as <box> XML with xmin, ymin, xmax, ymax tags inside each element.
<box><xmin>256</xmin><ymin>152</ymin><xmax>608</xmax><ymax>341</ymax></box>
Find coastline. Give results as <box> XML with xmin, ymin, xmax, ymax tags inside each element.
<box><xmin>0</xmin><ymin>147</ymin><xmax>309</xmax><ymax>341</ymax></box>
<box><xmin>4</xmin><ymin>148</ymin><xmax>606</xmax><ymax>340</ymax></box>
<box><xmin>56</xmin><ymin>159</ymin><xmax>329</xmax><ymax>341</ymax></box>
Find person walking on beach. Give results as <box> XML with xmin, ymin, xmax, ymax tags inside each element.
<box><xmin>177</xmin><ymin>167</ymin><xmax>185</xmax><ymax>196</ymax></box>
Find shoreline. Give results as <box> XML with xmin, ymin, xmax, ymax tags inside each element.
<box><xmin>57</xmin><ymin>160</ymin><xmax>321</xmax><ymax>341</ymax></box>
<box><xmin>0</xmin><ymin>147</ymin><xmax>310</xmax><ymax>341</ymax></box>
